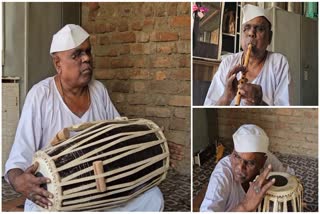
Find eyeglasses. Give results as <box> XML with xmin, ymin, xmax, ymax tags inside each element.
<box><xmin>231</xmin><ymin>151</ymin><xmax>257</xmax><ymax>169</ymax></box>
<box><xmin>242</xmin><ymin>24</ymin><xmax>268</xmax><ymax>33</ymax></box>
<box><xmin>71</xmin><ymin>48</ymin><xmax>92</xmax><ymax>60</ymax></box>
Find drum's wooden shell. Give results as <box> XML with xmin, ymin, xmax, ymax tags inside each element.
<box><xmin>33</xmin><ymin>118</ymin><xmax>170</xmax><ymax>211</ymax></box>
<box><xmin>258</xmin><ymin>172</ymin><xmax>303</xmax><ymax>212</ymax></box>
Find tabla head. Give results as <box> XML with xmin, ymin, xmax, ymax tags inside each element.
<box><xmin>266</xmin><ymin>172</ymin><xmax>298</xmax><ymax>197</ymax></box>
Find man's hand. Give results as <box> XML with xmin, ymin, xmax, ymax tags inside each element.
<box><xmin>234</xmin><ymin>164</ymin><xmax>275</xmax><ymax>212</ymax></box>
<box><xmin>217</xmin><ymin>65</ymin><xmax>246</xmax><ymax>105</ymax></box>
<box><xmin>8</xmin><ymin>162</ymin><xmax>54</xmax><ymax>209</ymax></box>
<box><xmin>237</xmin><ymin>82</ymin><xmax>264</xmax><ymax>105</ymax></box>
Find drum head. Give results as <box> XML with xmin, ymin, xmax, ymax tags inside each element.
<box><xmin>33</xmin><ymin>151</ymin><xmax>61</xmax><ymax>211</ymax></box>
<box><xmin>266</xmin><ymin>172</ymin><xmax>298</xmax><ymax>197</ymax></box>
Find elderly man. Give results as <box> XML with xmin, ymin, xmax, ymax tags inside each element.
<box><xmin>200</xmin><ymin>124</ymin><xmax>294</xmax><ymax>211</ymax></box>
<box><xmin>204</xmin><ymin>4</ymin><xmax>290</xmax><ymax>106</ymax></box>
<box><xmin>5</xmin><ymin>24</ymin><xmax>163</xmax><ymax>211</ymax></box>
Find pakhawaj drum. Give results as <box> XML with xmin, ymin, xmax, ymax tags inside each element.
<box><xmin>33</xmin><ymin>118</ymin><xmax>170</xmax><ymax>211</ymax></box>
<box><xmin>257</xmin><ymin>172</ymin><xmax>303</xmax><ymax>212</ymax></box>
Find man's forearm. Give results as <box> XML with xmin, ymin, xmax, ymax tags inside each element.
<box><xmin>231</xmin><ymin>202</ymin><xmax>253</xmax><ymax>212</ymax></box>
<box><xmin>7</xmin><ymin>168</ymin><xmax>24</xmax><ymax>191</ymax></box>
<box><xmin>216</xmin><ymin>94</ymin><xmax>233</xmax><ymax>105</ymax></box>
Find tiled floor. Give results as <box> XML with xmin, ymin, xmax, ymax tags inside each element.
<box><xmin>193</xmin><ymin>149</ymin><xmax>318</xmax><ymax>212</ymax></box>
<box><xmin>2</xmin><ymin>169</ymin><xmax>191</xmax><ymax>212</ymax></box>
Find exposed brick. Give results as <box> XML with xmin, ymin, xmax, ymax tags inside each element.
<box><xmin>155</xmin><ymin>71</ymin><xmax>167</xmax><ymax>80</ymax></box>
<box><xmin>94</xmin><ymin>69</ymin><xmax>115</xmax><ymax>80</ymax></box>
<box><xmin>174</xmin><ymin>108</ymin><xmax>190</xmax><ymax>119</ymax></box>
<box><xmin>99</xmin><ymin>35</ymin><xmax>109</xmax><ymax>45</ymax></box>
<box><xmin>131</xmin><ymin>21</ymin><xmax>143</xmax><ymax>31</ymax></box>
<box><xmin>119</xmin><ymin>45</ymin><xmax>130</xmax><ymax>55</ymax></box>
<box><xmin>142</xmin><ymin>3</ymin><xmax>154</xmax><ymax>17</ymax></box>
<box><xmin>126</xmin><ymin>105</ymin><xmax>145</xmax><ymax>116</ymax></box>
<box><xmin>274</xmin><ymin>109</ymin><xmax>292</xmax><ymax>116</ymax></box>
<box><xmin>111</xmin><ymin>32</ymin><xmax>136</xmax><ymax>43</ymax></box>
<box><xmin>89</xmin><ymin>35</ymin><xmax>97</xmax><ymax>46</ymax></box>
<box><xmin>166</xmin><ymin>130</ymin><xmax>187</xmax><ymax>144</ymax></box>
<box><xmin>151</xmin><ymin>56</ymin><xmax>175</xmax><ymax>68</ymax></box>
<box><xmin>143</xmin><ymin>18</ymin><xmax>155</xmax><ymax>31</ymax></box>
<box><xmin>95</xmin><ymin>46</ymin><xmax>118</xmax><ymax>57</ymax></box>
<box><xmin>155</xmin><ymin>17</ymin><xmax>169</xmax><ymax>30</ymax></box>
<box><xmin>169</xmin><ymin>118</ymin><xmax>190</xmax><ymax>131</ymax></box>
<box><xmin>169</xmin><ymin>16</ymin><xmax>191</xmax><ymax>28</ymax></box>
<box><xmin>95</xmin><ymin>57</ymin><xmax>110</xmax><ymax>68</ymax></box>
<box><xmin>82</xmin><ymin>23</ymin><xmax>94</xmax><ymax>34</ymax></box>
<box><xmin>216</xmin><ymin>108</ymin><xmax>318</xmax><ymax>158</ymax></box>
<box><xmin>156</xmin><ymin>43</ymin><xmax>177</xmax><ymax>54</ymax></box>
<box><xmin>179</xmin><ymin>55</ymin><xmax>191</xmax><ymax>67</ymax></box>
<box><xmin>177</xmin><ymin>41</ymin><xmax>191</xmax><ymax>54</ymax></box>
<box><xmin>151</xmin><ymin>32</ymin><xmax>179</xmax><ymax>42</ymax></box>
<box><xmin>136</xmin><ymin>32</ymin><xmax>150</xmax><ymax>43</ymax></box>
<box><xmin>95</xmin><ymin>23</ymin><xmax>106</xmax><ymax>33</ymax></box>
<box><xmin>111</xmin><ymin>81</ymin><xmax>130</xmax><ymax>93</ymax></box>
<box><xmin>110</xmin><ymin>92</ymin><xmax>125</xmax><ymax>103</ymax></box>
<box><xmin>150</xmin><ymin>80</ymin><xmax>180</xmax><ymax>94</ymax></box>
<box><xmin>167</xmin><ymin>3</ymin><xmax>178</xmax><ymax>16</ymax></box>
<box><xmin>118</xmin><ymin>20</ymin><xmax>129</xmax><ymax>32</ymax></box>
<box><xmin>133</xmin><ymin>56</ymin><xmax>150</xmax><ymax>68</ymax></box>
<box><xmin>180</xmin><ymin>30</ymin><xmax>191</xmax><ymax>40</ymax></box>
<box><xmin>110</xmin><ymin>57</ymin><xmax>134</xmax><ymax>68</ymax></box>
<box><xmin>168</xmin><ymin>95</ymin><xmax>190</xmax><ymax>106</ymax></box>
<box><xmin>131</xmin><ymin>69</ymin><xmax>150</xmax><ymax>80</ymax></box>
<box><xmin>127</xmin><ymin>94</ymin><xmax>148</xmax><ymax>105</ymax></box>
<box><xmin>151</xmin><ymin>95</ymin><xmax>168</xmax><ymax>106</ymax></box>
<box><xmin>146</xmin><ymin>107</ymin><xmax>171</xmax><ymax>118</ymax></box>
<box><xmin>118</xmin><ymin>5</ymin><xmax>132</xmax><ymax>17</ymax></box>
<box><xmin>155</xmin><ymin>3</ymin><xmax>167</xmax><ymax>17</ymax></box>
<box><xmin>131</xmin><ymin>43</ymin><xmax>154</xmax><ymax>55</ymax></box>
<box><xmin>82</xmin><ymin>2</ymin><xmax>191</xmax><ymax>174</ymax></box>
<box><xmin>177</xmin><ymin>2</ymin><xmax>190</xmax><ymax>15</ymax></box>
<box><xmin>132</xmin><ymin>81</ymin><xmax>147</xmax><ymax>92</ymax></box>
<box><xmin>170</xmin><ymin>69</ymin><xmax>190</xmax><ymax>80</ymax></box>
<box><xmin>115</xmin><ymin>70</ymin><xmax>130</xmax><ymax>80</ymax></box>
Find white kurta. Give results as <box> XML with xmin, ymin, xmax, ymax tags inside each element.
<box><xmin>200</xmin><ymin>152</ymin><xmax>294</xmax><ymax>212</ymax></box>
<box><xmin>4</xmin><ymin>76</ymin><xmax>163</xmax><ymax>211</ymax></box>
<box><xmin>204</xmin><ymin>51</ymin><xmax>290</xmax><ymax>106</ymax></box>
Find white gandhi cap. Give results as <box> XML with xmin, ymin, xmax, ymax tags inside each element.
<box><xmin>242</xmin><ymin>4</ymin><xmax>272</xmax><ymax>25</ymax></box>
<box><xmin>233</xmin><ymin>124</ymin><xmax>269</xmax><ymax>153</ymax></box>
<box><xmin>50</xmin><ymin>24</ymin><xmax>89</xmax><ymax>54</ymax></box>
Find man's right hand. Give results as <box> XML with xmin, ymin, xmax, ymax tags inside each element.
<box><xmin>233</xmin><ymin>164</ymin><xmax>276</xmax><ymax>212</ymax></box>
<box><xmin>8</xmin><ymin>162</ymin><xmax>54</xmax><ymax>209</ymax></box>
<box><xmin>217</xmin><ymin>64</ymin><xmax>246</xmax><ymax>105</ymax></box>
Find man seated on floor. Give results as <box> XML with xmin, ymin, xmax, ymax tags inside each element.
<box><xmin>4</xmin><ymin>24</ymin><xmax>163</xmax><ymax>212</ymax></box>
<box><xmin>200</xmin><ymin>124</ymin><xmax>294</xmax><ymax>212</ymax></box>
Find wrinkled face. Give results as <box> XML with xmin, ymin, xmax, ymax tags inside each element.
<box><xmin>53</xmin><ymin>39</ymin><xmax>93</xmax><ymax>87</ymax></box>
<box><xmin>241</xmin><ymin>16</ymin><xmax>272</xmax><ymax>55</ymax></box>
<box><xmin>230</xmin><ymin>150</ymin><xmax>267</xmax><ymax>183</ymax></box>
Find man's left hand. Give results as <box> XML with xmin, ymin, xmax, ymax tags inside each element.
<box><xmin>237</xmin><ymin>82</ymin><xmax>263</xmax><ymax>105</ymax></box>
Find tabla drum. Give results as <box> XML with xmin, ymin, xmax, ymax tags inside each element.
<box><xmin>257</xmin><ymin>172</ymin><xmax>303</xmax><ymax>212</ymax></box>
<box><xmin>33</xmin><ymin>117</ymin><xmax>170</xmax><ymax>211</ymax></box>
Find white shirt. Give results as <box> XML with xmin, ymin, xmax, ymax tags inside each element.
<box><xmin>204</xmin><ymin>51</ymin><xmax>290</xmax><ymax>106</ymax></box>
<box><xmin>5</xmin><ymin>76</ymin><xmax>163</xmax><ymax>211</ymax></box>
<box><xmin>200</xmin><ymin>152</ymin><xmax>294</xmax><ymax>212</ymax></box>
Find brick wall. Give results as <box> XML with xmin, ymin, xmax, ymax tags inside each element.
<box><xmin>82</xmin><ymin>2</ymin><xmax>191</xmax><ymax>174</ymax></box>
<box><xmin>217</xmin><ymin>108</ymin><xmax>318</xmax><ymax>158</ymax></box>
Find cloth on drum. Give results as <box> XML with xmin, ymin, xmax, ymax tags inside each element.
<box><xmin>200</xmin><ymin>152</ymin><xmax>294</xmax><ymax>212</ymax></box>
<box><xmin>24</xmin><ymin>186</ymin><xmax>164</xmax><ymax>212</ymax></box>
